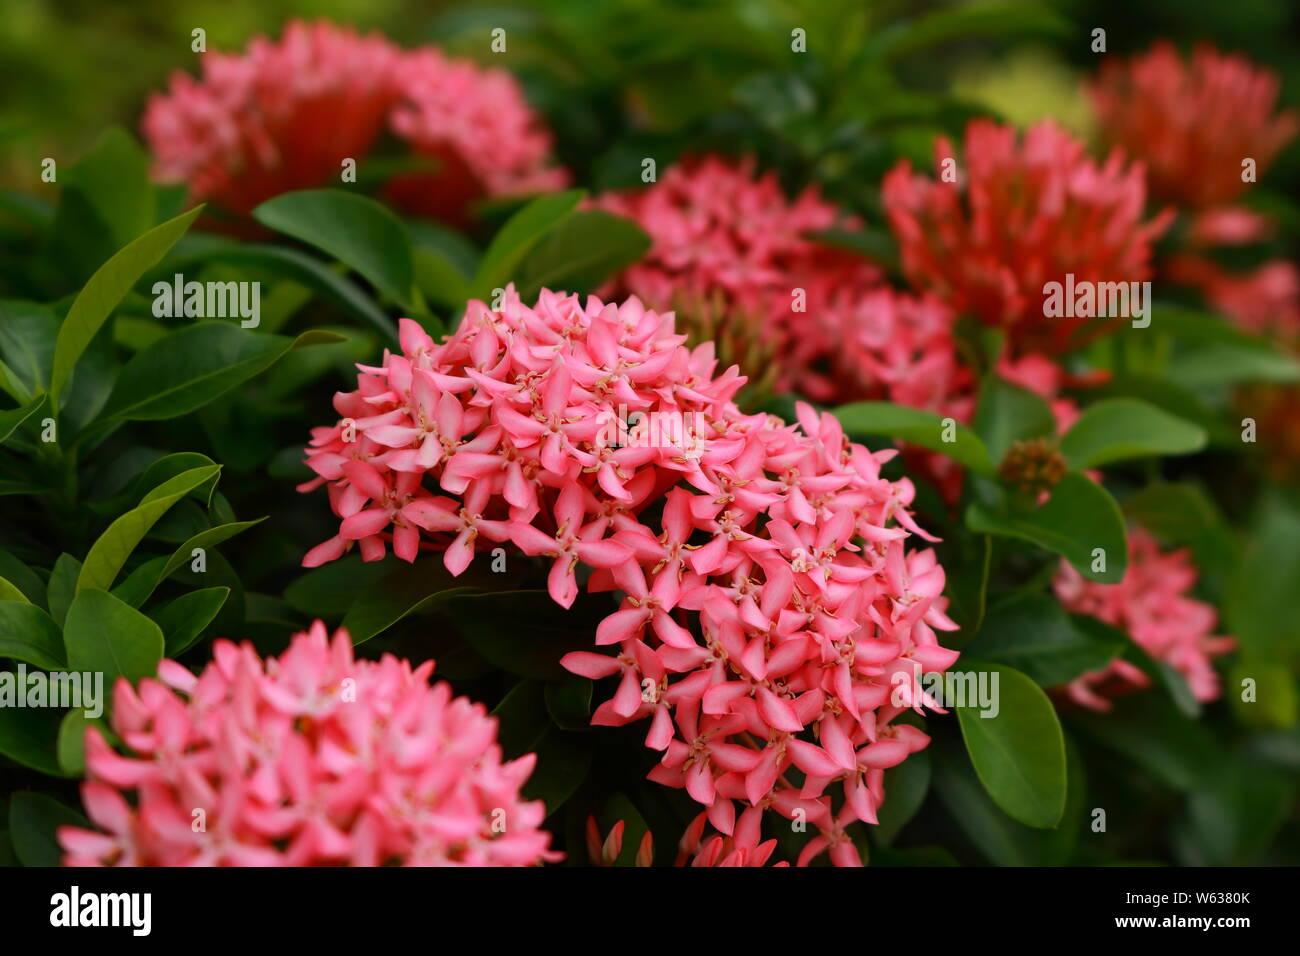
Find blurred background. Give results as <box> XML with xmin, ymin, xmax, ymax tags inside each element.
<box><xmin>3</xmin><ymin>0</ymin><xmax>1299</xmax><ymax>205</ymax></box>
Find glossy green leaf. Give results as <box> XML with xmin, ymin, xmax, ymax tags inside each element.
<box><xmin>1060</xmin><ymin>398</ymin><xmax>1206</xmax><ymax>469</ymax></box>
<box><xmin>954</xmin><ymin>659</ymin><xmax>1067</xmax><ymax>828</ymax></box>
<box><xmin>966</xmin><ymin>472</ymin><xmax>1128</xmax><ymax>582</ymax></box>
<box><xmin>64</xmin><ymin>588</ymin><xmax>164</xmax><ymax>686</ymax></box>
<box><xmin>253</xmin><ymin>189</ymin><xmax>416</xmax><ymax>307</ymax></box>
<box><xmin>964</xmin><ymin>594</ymin><xmax>1123</xmax><ymax>687</ymax></box>
<box><xmin>77</xmin><ymin>465</ymin><xmax>220</xmax><ymax>593</ymax></box>
<box><xmin>0</xmin><ymin>602</ymin><xmax>65</xmax><ymax>669</ymax></box>
<box><xmin>972</xmin><ymin>376</ymin><xmax>1056</xmax><ymax>465</ymax></box>
<box><xmin>517</xmin><ymin>209</ymin><xmax>651</xmax><ymax>298</ymax></box>
<box><xmin>8</xmin><ymin>792</ymin><xmax>88</xmax><ymax>866</ymax></box>
<box><xmin>152</xmin><ymin>587</ymin><xmax>230</xmax><ymax>657</ymax></box>
<box><xmin>50</xmin><ymin>206</ymin><xmax>202</xmax><ymax>401</ymax></box>
<box><xmin>474</xmin><ymin>189</ymin><xmax>584</xmax><ymax>294</ymax></box>
<box><xmin>100</xmin><ymin>324</ymin><xmax>344</xmax><ymax>421</ymax></box>
<box><xmin>833</xmin><ymin>401</ymin><xmax>994</xmax><ymax>475</ymax></box>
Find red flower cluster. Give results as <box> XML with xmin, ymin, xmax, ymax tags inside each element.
<box><xmin>882</xmin><ymin>119</ymin><xmax>1172</xmax><ymax>355</ymax></box>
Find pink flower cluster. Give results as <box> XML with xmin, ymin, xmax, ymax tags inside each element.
<box><xmin>594</xmin><ymin>155</ymin><xmax>970</xmax><ymax>409</ymax></box>
<box><xmin>1090</xmin><ymin>41</ymin><xmax>1298</xmax><ymax>210</ymax></box>
<box><xmin>1053</xmin><ymin>528</ymin><xmax>1235</xmax><ymax>710</ymax></box>
<box><xmin>59</xmin><ymin>622</ymin><xmax>558</xmax><ymax>866</ymax></box>
<box><xmin>300</xmin><ymin>287</ymin><xmax>959</xmax><ymax>865</ymax></box>
<box><xmin>143</xmin><ymin>19</ymin><xmax>565</xmax><ymax>220</ymax></box>
<box><xmin>883</xmin><ymin>119</ymin><xmax>1172</xmax><ymax>356</ymax></box>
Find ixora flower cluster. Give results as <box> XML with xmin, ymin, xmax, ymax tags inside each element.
<box><xmin>594</xmin><ymin>155</ymin><xmax>969</xmax><ymax>411</ymax></box>
<box><xmin>1091</xmin><ymin>42</ymin><xmax>1300</xmax><ymax>343</ymax></box>
<box><xmin>301</xmin><ymin>287</ymin><xmax>960</xmax><ymax>866</ymax></box>
<box><xmin>59</xmin><ymin>622</ymin><xmax>558</xmax><ymax>866</ymax></box>
<box><xmin>143</xmin><ymin>19</ymin><xmax>565</xmax><ymax>220</ymax></box>
<box><xmin>882</xmin><ymin>119</ymin><xmax>1173</xmax><ymax>356</ymax></box>
<box><xmin>1053</xmin><ymin>528</ymin><xmax>1235</xmax><ymax>711</ymax></box>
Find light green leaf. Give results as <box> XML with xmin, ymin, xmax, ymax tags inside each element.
<box><xmin>77</xmin><ymin>465</ymin><xmax>220</xmax><ymax>593</ymax></box>
<box><xmin>474</xmin><ymin>190</ymin><xmax>584</xmax><ymax>295</ymax></box>
<box><xmin>1060</xmin><ymin>398</ymin><xmax>1206</xmax><ymax>469</ymax></box>
<box><xmin>50</xmin><ymin>206</ymin><xmax>203</xmax><ymax>401</ymax></box>
<box><xmin>0</xmin><ymin>602</ymin><xmax>65</xmax><ymax>669</ymax></box>
<box><xmin>834</xmin><ymin>401</ymin><xmax>993</xmax><ymax>475</ymax></box>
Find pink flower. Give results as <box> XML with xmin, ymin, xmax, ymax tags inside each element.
<box><xmin>301</xmin><ymin>287</ymin><xmax>960</xmax><ymax>865</ymax></box>
<box><xmin>1168</xmin><ymin>255</ymin><xmax>1300</xmax><ymax>345</ymax></box>
<box><xmin>1090</xmin><ymin>42</ymin><xmax>1298</xmax><ymax>209</ymax></box>
<box><xmin>595</xmin><ymin>155</ymin><xmax>972</xmax><ymax>406</ymax></box>
<box><xmin>385</xmin><ymin>48</ymin><xmax>568</xmax><ymax>224</ymax></box>
<box><xmin>59</xmin><ymin>622</ymin><xmax>559</xmax><ymax>866</ymax></box>
<box><xmin>882</xmin><ymin>119</ymin><xmax>1172</xmax><ymax>355</ymax></box>
<box><xmin>143</xmin><ymin>20</ymin><xmax>565</xmax><ymax>221</ymax></box>
<box><xmin>1053</xmin><ymin>527</ymin><xmax>1235</xmax><ymax>710</ymax></box>
<box><xmin>143</xmin><ymin>21</ymin><xmax>405</xmax><ymax>217</ymax></box>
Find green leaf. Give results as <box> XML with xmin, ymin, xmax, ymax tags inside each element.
<box><xmin>869</xmin><ymin>2</ymin><xmax>1071</xmax><ymax>62</ymax></box>
<box><xmin>50</xmin><ymin>206</ymin><xmax>202</xmax><ymax>401</ymax></box>
<box><xmin>972</xmin><ymin>376</ymin><xmax>1056</xmax><ymax>465</ymax></box>
<box><xmin>1122</xmin><ymin>482</ymin><xmax>1237</xmax><ymax>578</ymax></box>
<box><xmin>474</xmin><ymin>190</ymin><xmax>584</xmax><ymax>295</ymax></box>
<box><xmin>516</xmin><ymin>210</ymin><xmax>651</xmax><ymax>298</ymax></box>
<box><xmin>0</xmin><ymin>575</ymin><xmax>29</xmax><ymax>604</ymax></box>
<box><xmin>413</xmin><ymin>247</ymin><xmax>473</xmax><ymax>310</ymax></box>
<box><xmin>0</xmin><ymin>392</ymin><xmax>45</xmax><ymax>445</ymax></box>
<box><xmin>8</xmin><ymin>792</ymin><xmax>87</xmax><ymax>866</ymax></box>
<box><xmin>1059</xmin><ymin>398</ymin><xmax>1206</xmax><ymax>469</ymax></box>
<box><xmin>64</xmin><ymin>589</ymin><xmax>165</xmax><ymax>686</ymax></box>
<box><xmin>114</xmin><ymin>518</ymin><xmax>264</xmax><ymax>607</ymax></box>
<box><xmin>954</xmin><ymin>659</ymin><xmax>1067</xmax><ymax>828</ymax></box>
<box><xmin>833</xmin><ymin>401</ymin><xmax>993</xmax><ymax>475</ymax></box>
<box><xmin>492</xmin><ymin>679</ymin><xmax>591</xmax><ymax>816</ymax></box>
<box><xmin>49</xmin><ymin>127</ymin><xmax>155</xmax><ymax>281</ymax></box>
<box><xmin>340</xmin><ymin>558</ymin><xmax>496</xmax><ymax>644</ymax></box>
<box><xmin>964</xmin><ymin>594</ymin><xmax>1124</xmax><ymax>687</ymax></box>
<box><xmin>77</xmin><ymin>465</ymin><xmax>221</xmax><ymax>593</ymax></box>
<box><xmin>0</xmin><ymin>300</ymin><xmax>57</xmax><ymax>396</ymax></box>
<box><xmin>966</xmin><ymin>472</ymin><xmax>1128</xmax><ymax>582</ymax></box>
<box><xmin>932</xmin><ymin>729</ymin><xmax>1084</xmax><ymax>866</ymax></box>
<box><xmin>56</xmin><ymin>709</ymin><xmax>106</xmax><ymax>777</ymax></box>
<box><xmin>99</xmin><ymin>324</ymin><xmax>344</xmax><ymax>421</ymax></box>
<box><xmin>545</xmin><ymin>675</ymin><xmax>593</xmax><ymax>731</ymax></box>
<box><xmin>0</xmin><ymin>707</ymin><xmax>66</xmax><ymax>777</ymax></box>
<box><xmin>154</xmin><ymin>238</ymin><xmax>398</xmax><ymax>341</ymax></box>
<box><xmin>1067</xmin><ymin>693</ymin><xmax>1225</xmax><ymax>791</ymax></box>
<box><xmin>46</xmin><ymin>553</ymin><xmax>82</xmax><ymax>627</ymax></box>
<box><xmin>252</xmin><ymin>189</ymin><xmax>416</xmax><ymax>308</ymax></box>
<box><xmin>1227</xmin><ymin>493</ymin><xmax>1300</xmax><ymax>661</ymax></box>
<box><xmin>875</xmin><ymin>744</ymin><xmax>931</xmax><ymax>844</ymax></box>
<box><xmin>440</xmin><ymin>590</ymin><xmax>608</xmax><ymax>679</ymax></box>
<box><xmin>284</xmin><ymin>555</ymin><xmax>391</xmax><ymax>619</ymax></box>
<box><xmin>1154</xmin><ymin>307</ymin><xmax>1300</xmax><ymax>386</ymax></box>
<box><xmin>0</xmin><ymin>602</ymin><xmax>65</xmax><ymax>669</ymax></box>
<box><xmin>0</xmin><ymin>548</ymin><xmax>46</xmax><ymax>605</ymax></box>
<box><xmin>1179</xmin><ymin>760</ymin><xmax>1295</xmax><ymax>865</ymax></box>
<box><xmin>153</xmin><ymin>587</ymin><xmax>230</xmax><ymax>657</ymax></box>
<box><xmin>1075</xmin><ymin>615</ymin><xmax>1202</xmax><ymax>719</ymax></box>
